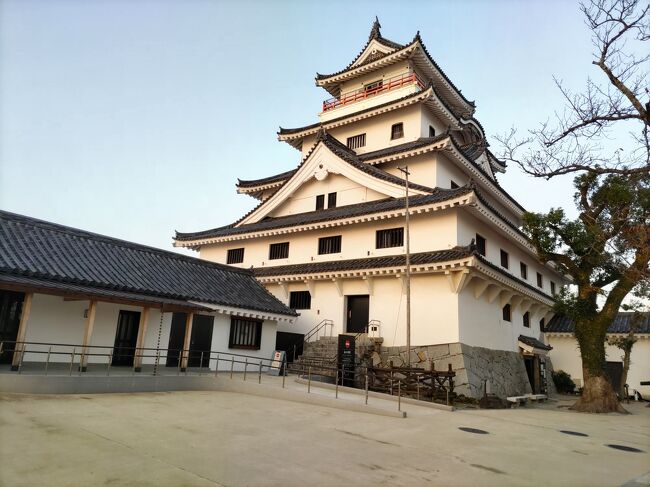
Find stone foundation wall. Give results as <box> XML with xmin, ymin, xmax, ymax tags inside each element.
<box><xmin>375</xmin><ymin>342</ymin><xmax>534</xmax><ymax>399</ymax></box>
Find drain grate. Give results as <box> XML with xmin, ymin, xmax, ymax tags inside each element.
<box><xmin>459</xmin><ymin>427</ymin><xmax>489</xmax><ymax>435</ymax></box>
<box><xmin>606</xmin><ymin>444</ymin><xmax>644</xmax><ymax>453</ymax></box>
<box><xmin>559</xmin><ymin>430</ymin><xmax>588</xmax><ymax>437</ymax></box>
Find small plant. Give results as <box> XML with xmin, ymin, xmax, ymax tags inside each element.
<box><xmin>552</xmin><ymin>370</ymin><xmax>576</xmax><ymax>394</ymax></box>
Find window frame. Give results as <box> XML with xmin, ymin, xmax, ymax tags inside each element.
<box><xmin>450</xmin><ymin>180</ymin><xmax>459</xmax><ymax>189</ymax></box>
<box><xmin>228</xmin><ymin>317</ymin><xmax>263</xmax><ymax>350</ymax></box>
<box><xmin>315</xmin><ymin>194</ymin><xmax>325</xmax><ymax>211</ymax></box>
<box><xmin>347</xmin><ymin>133</ymin><xmax>366</xmax><ymax>150</ymax></box>
<box><xmin>227</xmin><ymin>248</ymin><xmax>245</xmax><ymax>264</ymax></box>
<box><xmin>376</xmin><ymin>227</ymin><xmax>404</xmax><ymax>249</ymax></box>
<box><xmin>429</xmin><ymin>125</ymin><xmax>436</xmax><ymax>137</ymax></box>
<box><xmin>502</xmin><ymin>304</ymin><xmax>511</xmax><ymax>322</ymax></box>
<box><xmin>269</xmin><ymin>242</ymin><xmax>289</xmax><ymax>260</ymax></box>
<box><xmin>289</xmin><ymin>291</ymin><xmax>311</xmax><ymax>310</ymax></box>
<box><xmin>520</xmin><ymin>262</ymin><xmax>528</xmax><ymax>280</ymax></box>
<box><xmin>475</xmin><ymin>234</ymin><xmax>486</xmax><ymax>256</ymax></box>
<box><xmin>537</xmin><ymin>272</ymin><xmax>543</xmax><ymax>288</ymax></box>
<box><xmin>551</xmin><ymin>281</ymin><xmax>556</xmax><ymax>295</ymax></box>
<box><xmin>523</xmin><ymin>311</ymin><xmax>530</xmax><ymax>328</ymax></box>
<box><xmin>327</xmin><ymin>192</ymin><xmax>337</xmax><ymax>209</ymax></box>
<box><xmin>390</xmin><ymin>122</ymin><xmax>404</xmax><ymax>140</ymax></box>
<box><xmin>500</xmin><ymin>249</ymin><xmax>509</xmax><ymax>269</ymax></box>
<box><xmin>318</xmin><ymin>235</ymin><xmax>342</xmax><ymax>255</ymax></box>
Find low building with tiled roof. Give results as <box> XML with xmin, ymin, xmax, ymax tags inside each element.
<box><xmin>0</xmin><ymin>210</ymin><xmax>295</xmax><ymax>372</ymax></box>
<box><xmin>545</xmin><ymin>313</ymin><xmax>650</xmax><ymax>395</ymax></box>
<box><xmin>173</xmin><ymin>20</ymin><xmax>569</xmax><ymax>399</ymax></box>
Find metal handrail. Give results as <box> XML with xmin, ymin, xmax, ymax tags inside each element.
<box><xmin>354</xmin><ymin>319</ymin><xmax>381</xmax><ymax>340</ymax></box>
<box><xmin>303</xmin><ymin>319</ymin><xmax>334</xmax><ymax>343</ymax></box>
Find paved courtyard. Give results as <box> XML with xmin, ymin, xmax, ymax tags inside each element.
<box><xmin>1</xmin><ymin>389</ymin><xmax>649</xmax><ymax>487</ymax></box>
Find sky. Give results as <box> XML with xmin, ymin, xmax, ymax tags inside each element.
<box><xmin>0</xmin><ymin>0</ymin><xmax>599</xmax><ymax>255</ymax></box>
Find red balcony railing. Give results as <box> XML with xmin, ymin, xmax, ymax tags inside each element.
<box><xmin>322</xmin><ymin>72</ymin><xmax>426</xmax><ymax>112</ymax></box>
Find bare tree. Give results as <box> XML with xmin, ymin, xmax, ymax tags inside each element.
<box><xmin>497</xmin><ymin>0</ymin><xmax>649</xmax><ymax>178</ymax></box>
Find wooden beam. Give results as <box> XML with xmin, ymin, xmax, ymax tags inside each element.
<box><xmin>473</xmin><ymin>279</ymin><xmax>490</xmax><ymax>300</ymax></box>
<box><xmin>180</xmin><ymin>312</ymin><xmax>194</xmax><ymax>371</ymax></box>
<box><xmin>500</xmin><ymin>291</ymin><xmax>514</xmax><ymax>308</ymax></box>
<box><xmin>446</xmin><ymin>270</ymin><xmax>471</xmax><ymax>294</ymax></box>
<box><xmin>510</xmin><ymin>295</ymin><xmax>524</xmax><ymax>310</ymax></box>
<box><xmin>80</xmin><ymin>300</ymin><xmax>97</xmax><ymax>372</ymax></box>
<box><xmin>304</xmin><ymin>280</ymin><xmax>316</xmax><ymax>297</ymax></box>
<box><xmin>11</xmin><ymin>292</ymin><xmax>33</xmax><ymax>370</ymax></box>
<box><xmin>332</xmin><ymin>278</ymin><xmax>343</xmax><ymax>297</ymax></box>
<box><xmin>363</xmin><ymin>276</ymin><xmax>374</xmax><ymax>296</ymax></box>
<box><xmin>133</xmin><ymin>307</ymin><xmax>150</xmax><ymax>372</ymax></box>
<box><xmin>487</xmin><ymin>285</ymin><xmax>502</xmax><ymax>303</ymax></box>
<box><xmin>278</xmin><ymin>282</ymin><xmax>289</xmax><ymax>300</ymax></box>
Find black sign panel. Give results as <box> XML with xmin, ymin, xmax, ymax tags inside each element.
<box><xmin>337</xmin><ymin>335</ymin><xmax>356</xmax><ymax>387</ymax></box>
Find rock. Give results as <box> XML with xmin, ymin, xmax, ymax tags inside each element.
<box><xmin>371</xmin><ymin>351</ymin><xmax>381</xmax><ymax>366</ymax></box>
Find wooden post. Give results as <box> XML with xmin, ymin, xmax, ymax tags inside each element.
<box><xmin>80</xmin><ymin>300</ymin><xmax>97</xmax><ymax>372</ymax></box>
<box><xmin>11</xmin><ymin>292</ymin><xmax>33</xmax><ymax>371</ymax></box>
<box><xmin>133</xmin><ymin>307</ymin><xmax>150</xmax><ymax>372</ymax></box>
<box><xmin>180</xmin><ymin>312</ymin><xmax>194</xmax><ymax>371</ymax></box>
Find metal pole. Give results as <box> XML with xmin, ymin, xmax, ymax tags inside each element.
<box><xmin>18</xmin><ymin>345</ymin><xmax>26</xmax><ymax>374</ymax></box>
<box><xmin>258</xmin><ymin>360</ymin><xmax>262</xmax><ymax>384</ymax></box>
<box><xmin>199</xmin><ymin>352</ymin><xmax>204</xmax><ymax>376</ymax></box>
<box><xmin>230</xmin><ymin>357</ymin><xmax>234</xmax><ymax>379</ymax></box>
<box><xmin>365</xmin><ymin>373</ymin><xmax>369</xmax><ymax>405</ymax></box>
<box><xmin>417</xmin><ymin>375</ymin><xmax>420</xmax><ymax>401</ymax></box>
<box><xmin>154</xmin><ymin>349</ymin><xmax>160</xmax><ymax>376</ymax></box>
<box><xmin>398</xmin><ymin>380</ymin><xmax>401</xmax><ymax>412</ymax></box>
<box><xmin>69</xmin><ymin>347</ymin><xmax>76</xmax><ymax>376</ymax></box>
<box><xmin>243</xmin><ymin>359</ymin><xmax>248</xmax><ymax>381</ymax></box>
<box><xmin>398</xmin><ymin>165</ymin><xmax>411</xmax><ymax>367</ymax></box>
<box><xmin>45</xmin><ymin>346</ymin><xmax>52</xmax><ymax>376</ymax></box>
<box><xmin>215</xmin><ymin>354</ymin><xmax>219</xmax><ymax>377</ymax></box>
<box><xmin>107</xmin><ymin>352</ymin><xmax>112</xmax><ymax>376</ymax></box>
<box><xmin>308</xmin><ymin>366</ymin><xmax>311</xmax><ymax>393</ymax></box>
<box><xmin>390</xmin><ymin>369</ymin><xmax>394</xmax><ymax>395</ymax></box>
<box><xmin>282</xmin><ymin>358</ymin><xmax>286</xmax><ymax>389</ymax></box>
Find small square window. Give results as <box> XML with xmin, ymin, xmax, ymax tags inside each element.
<box><xmin>429</xmin><ymin>125</ymin><xmax>436</xmax><ymax>137</ymax></box>
<box><xmin>229</xmin><ymin>317</ymin><xmax>262</xmax><ymax>350</ymax></box>
<box><xmin>502</xmin><ymin>304</ymin><xmax>511</xmax><ymax>322</ymax></box>
<box><xmin>318</xmin><ymin>236</ymin><xmax>341</xmax><ymax>255</ymax></box>
<box><xmin>269</xmin><ymin>242</ymin><xmax>289</xmax><ymax>260</ymax></box>
<box><xmin>391</xmin><ymin>123</ymin><xmax>404</xmax><ymax>140</ymax></box>
<box><xmin>289</xmin><ymin>291</ymin><xmax>311</xmax><ymax>310</ymax></box>
<box><xmin>316</xmin><ymin>194</ymin><xmax>325</xmax><ymax>211</ymax></box>
<box><xmin>347</xmin><ymin>133</ymin><xmax>366</xmax><ymax>149</ymax></box>
<box><xmin>475</xmin><ymin>234</ymin><xmax>486</xmax><ymax>256</ymax></box>
<box><xmin>539</xmin><ymin>318</ymin><xmax>545</xmax><ymax>332</ymax></box>
<box><xmin>227</xmin><ymin>248</ymin><xmax>244</xmax><ymax>264</ymax></box>
<box><xmin>376</xmin><ymin>227</ymin><xmax>404</xmax><ymax>249</ymax></box>
<box><xmin>328</xmin><ymin>192</ymin><xmax>337</xmax><ymax>209</ymax></box>
<box><xmin>500</xmin><ymin>249</ymin><xmax>509</xmax><ymax>269</ymax></box>
<box><xmin>520</xmin><ymin>262</ymin><xmax>528</xmax><ymax>280</ymax></box>
<box><xmin>523</xmin><ymin>311</ymin><xmax>530</xmax><ymax>328</ymax></box>
<box><xmin>537</xmin><ymin>272</ymin><xmax>543</xmax><ymax>288</ymax></box>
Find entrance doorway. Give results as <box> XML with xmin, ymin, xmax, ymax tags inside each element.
<box><xmin>166</xmin><ymin>312</ymin><xmax>187</xmax><ymax>367</ymax></box>
<box><xmin>188</xmin><ymin>315</ymin><xmax>214</xmax><ymax>367</ymax></box>
<box><xmin>524</xmin><ymin>355</ymin><xmax>543</xmax><ymax>394</ymax></box>
<box><xmin>112</xmin><ymin>310</ymin><xmax>141</xmax><ymax>366</ymax></box>
<box><xmin>346</xmin><ymin>295</ymin><xmax>369</xmax><ymax>333</ymax></box>
<box><xmin>0</xmin><ymin>291</ymin><xmax>24</xmax><ymax>364</ymax></box>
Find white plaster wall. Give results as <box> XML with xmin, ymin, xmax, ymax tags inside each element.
<box><xmin>457</xmin><ymin>210</ymin><xmax>563</xmax><ymax>295</ymax></box>
<box><xmin>209</xmin><ymin>315</ymin><xmax>277</xmax><ymax>371</ymax></box>
<box><xmin>200</xmin><ymin>209</ymin><xmax>459</xmax><ymax>269</ymax></box>
<box><xmin>548</xmin><ymin>335</ymin><xmax>650</xmax><ymax>396</ymax></box>
<box><xmin>458</xmin><ymin>280</ymin><xmax>545</xmax><ymax>352</ymax></box>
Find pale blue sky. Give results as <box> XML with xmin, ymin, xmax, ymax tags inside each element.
<box><xmin>1</xmin><ymin>0</ymin><xmax>595</xmax><ymax>254</ymax></box>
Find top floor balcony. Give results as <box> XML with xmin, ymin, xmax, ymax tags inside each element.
<box><xmin>322</xmin><ymin>72</ymin><xmax>426</xmax><ymax>112</ymax></box>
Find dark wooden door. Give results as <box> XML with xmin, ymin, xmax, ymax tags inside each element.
<box><xmin>0</xmin><ymin>291</ymin><xmax>24</xmax><ymax>364</ymax></box>
<box><xmin>605</xmin><ymin>361</ymin><xmax>623</xmax><ymax>393</ymax></box>
<box><xmin>112</xmin><ymin>310</ymin><xmax>140</xmax><ymax>366</ymax></box>
<box><xmin>524</xmin><ymin>356</ymin><xmax>535</xmax><ymax>392</ymax></box>
<box><xmin>166</xmin><ymin>312</ymin><xmax>187</xmax><ymax>367</ymax></box>
<box><xmin>188</xmin><ymin>315</ymin><xmax>214</xmax><ymax>367</ymax></box>
<box><xmin>346</xmin><ymin>295</ymin><xmax>369</xmax><ymax>333</ymax></box>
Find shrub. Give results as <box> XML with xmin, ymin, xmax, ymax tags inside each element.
<box><xmin>552</xmin><ymin>370</ymin><xmax>576</xmax><ymax>394</ymax></box>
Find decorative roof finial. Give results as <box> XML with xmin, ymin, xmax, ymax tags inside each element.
<box><xmin>369</xmin><ymin>16</ymin><xmax>381</xmax><ymax>40</ymax></box>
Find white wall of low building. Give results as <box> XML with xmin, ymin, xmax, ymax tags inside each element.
<box><xmin>547</xmin><ymin>334</ymin><xmax>650</xmax><ymax>396</ymax></box>
<box><xmin>210</xmin><ymin>316</ymin><xmax>277</xmax><ymax>371</ymax></box>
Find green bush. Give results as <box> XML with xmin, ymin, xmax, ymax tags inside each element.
<box><xmin>552</xmin><ymin>370</ymin><xmax>576</xmax><ymax>394</ymax></box>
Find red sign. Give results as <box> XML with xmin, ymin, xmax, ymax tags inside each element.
<box><xmin>345</xmin><ymin>339</ymin><xmax>351</xmax><ymax>349</ymax></box>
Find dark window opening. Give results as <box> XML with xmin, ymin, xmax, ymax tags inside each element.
<box><xmin>289</xmin><ymin>291</ymin><xmax>311</xmax><ymax>310</ymax></box>
<box><xmin>520</xmin><ymin>262</ymin><xmax>528</xmax><ymax>279</ymax></box>
<box><xmin>227</xmin><ymin>248</ymin><xmax>244</xmax><ymax>264</ymax></box>
<box><xmin>364</xmin><ymin>80</ymin><xmax>383</xmax><ymax>93</ymax></box>
<box><xmin>347</xmin><ymin>133</ymin><xmax>366</xmax><ymax>149</ymax></box>
<box><xmin>523</xmin><ymin>311</ymin><xmax>530</xmax><ymax>328</ymax></box>
<box><xmin>539</xmin><ymin>318</ymin><xmax>545</xmax><ymax>332</ymax></box>
<box><xmin>318</xmin><ymin>235</ymin><xmax>341</xmax><ymax>255</ymax></box>
<box><xmin>391</xmin><ymin>123</ymin><xmax>404</xmax><ymax>140</ymax></box>
<box><xmin>475</xmin><ymin>234</ymin><xmax>486</xmax><ymax>256</ymax></box>
<box><xmin>376</xmin><ymin>227</ymin><xmax>404</xmax><ymax>249</ymax></box>
<box><xmin>551</xmin><ymin>281</ymin><xmax>556</xmax><ymax>295</ymax></box>
<box><xmin>316</xmin><ymin>194</ymin><xmax>325</xmax><ymax>210</ymax></box>
<box><xmin>269</xmin><ymin>242</ymin><xmax>289</xmax><ymax>260</ymax></box>
<box><xmin>429</xmin><ymin>125</ymin><xmax>436</xmax><ymax>137</ymax></box>
<box><xmin>451</xmin><ymin>180</ymin><xmax>459</xmax><ymax>189</ymax></box>
<box><xmin>229</xmin><ymin>317</ymin><xmax>262</xmax><ymax>350</ymax></box>
<box><xmin>500</xmin><ymin>249</ymin><xmax>509</xmax><ymax>269</ymax></box>
<box><xmin>328</xmin><ymin>192</ymin><xmax>337</xmax><ymax>209</ymax></box>
<box><xmin>537</xmin><ymin>272</ymin><xmax>543</xmax><ymax>288</ymax></box>
<box><xmin>502</xmin><ymin>304</ymin><xmax>511</xmax><ymax>322</ymax></box>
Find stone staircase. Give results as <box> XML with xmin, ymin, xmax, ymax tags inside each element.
<box><xmin>290</xmin><ymin>336</ymin><xmax>339</xmax><ymax>377</ymax></box>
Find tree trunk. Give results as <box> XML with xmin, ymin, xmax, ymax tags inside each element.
<box><xmin>571</xmin><ymin>371</ymin><xmax>627</xmax><ymax>413</ymax></box>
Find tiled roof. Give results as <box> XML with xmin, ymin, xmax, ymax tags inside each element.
<box><xmin>253</xmin><ymin>246</ymin><xmax>474</xmax><ymax>277</ymax></box>
<box><xmin>0</xmin><ymin>211</ymin><xmax>296</xmax><ymax>316</ymax></box>
<box><xmin>237</xmin><ymin>169</ymin><xmax>297</xmax><ymax>189</ymax></box>
<box><xmin>546</xmin><ymin>313</ymin><xmax>650</xmax><ymax>334</ymax></box>
<box><xmin>175</xmin><ymin>186</ymin><xmax>473</xmax><ymax>241</ymax></box>
<box><xmin>358</xmin><ymin>135</ymin><xmax>449</xmax><ymax>161</ymax></box>
<box><xmin>518</xmin><ymin>335</ymin><xmax>552</xmax><ymax>351</ymax></box>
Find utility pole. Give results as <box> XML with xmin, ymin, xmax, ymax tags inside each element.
<box><xmin>397</xmin><ymin>166</ymin><xmax>411</xmax><ymax>367</ymax></box>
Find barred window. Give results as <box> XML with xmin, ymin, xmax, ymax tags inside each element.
<box><xmin>347</xmin><ymin>133</ymin><xmax>366</xmax><ymax>149</ymax></box>
<box><xmin>318</xmin><ymin>235</ymin><xmax>341</xmax><ymax>255</ymax></box>
<box><xmin>391</xmin><ymin>123</ymin><xmax>404</xmax><ymax>140</ymax></box>
<box><xmin>328</xmin><ymin>192</ymin><xmax>337</xmax><ymax>209</ymax></box>
<box><xmin>229</xmin><ymin>317</ymin><xmax>262</xmax><ymax>350</ymax></box>
<box><xmin>376</xmin><ymin>227</ymin><xmax>404</xmax><ymax>249</ymax></box>
<box><xmin>364</xmin><ymin>80</ymin><xmax>383</xmax><ymax>93</ymax></box>
<box><xmin>316</xmin><ymin>194</ymin><xmax>325</xmax><ymax>210</ymax></box>
<box><xmin>289</xmin><ymin>291</ymin><xmax>311</xmax><ymax>310</ymax></box>
<box><xmin>520</xmin><ymin>262</ymin><xmax>528</xmax><ymax>279</ymax></box>
<box><xmin>227</xmin><ymin>248</ymin><xmax>244</xmax><ymax>264</ymax></box>
<box><xmin>537</xmin><ymin>272</ymin><xmax>543</xmax><ymax>288</ymax></box>
<box><xmin>475</xmin><ymin>234</ymin><xmax>486</xmax><ymax>256</ymax></box>
<box><xmin>502</xmin><ymin>304</ymin><xmax>511</xmax><ymax>322</ymax></box>
<box><xmin>269</xmin><ymin>242</ymin><xmax>289</xmax><ymax>260</ymax></box>
<box><xmin>500</xmin><ymin>249</ymin><xmax>509</xmax><ymax>269</ymax></box>
<box><xmin>523</xmin><ymin>311</ymin><xmax>530</xmax><ymax>328</ymax></box>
